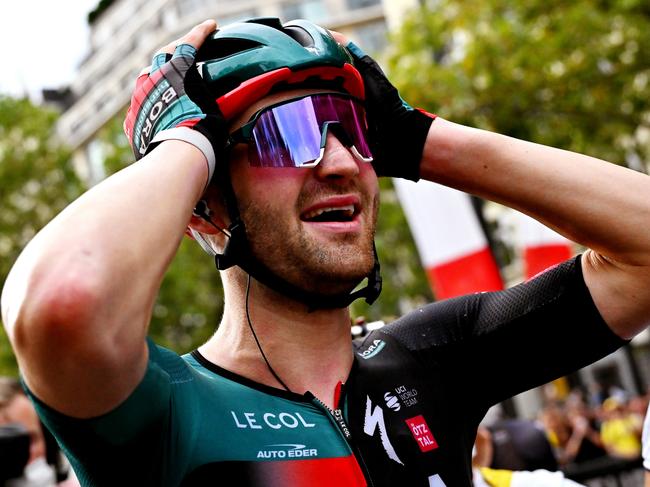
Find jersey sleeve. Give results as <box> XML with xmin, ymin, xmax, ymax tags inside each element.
<box><xmin>380</xmin><ymin>255</ymin><xmax>628</xmax><ymax>414</ymax></box>
<box><xmin>23</xmin><ymin>337</ymin><xmax>196</xmax><ymax>486</ymax></box>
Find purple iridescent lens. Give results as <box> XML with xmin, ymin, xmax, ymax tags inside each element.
<box><xmin>248</xmin><ymin>94</ymin><xmax>373</xmax><ymax>168</ymax></box>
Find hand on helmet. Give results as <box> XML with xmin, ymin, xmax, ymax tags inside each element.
<box><xmin>331</xmin><ymin>33</ymin><xmax>436</xmax><ymax>182</ymax></box>
<box><xmin>123</xmin><ymin>20</ymin><xmax>226</xmax><ymax>187</ymax></box>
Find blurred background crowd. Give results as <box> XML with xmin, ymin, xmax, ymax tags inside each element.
<box><xmin>473</xmin><ymin>386</ymin><xmax>650</xmax><ymax>486</ymax></box>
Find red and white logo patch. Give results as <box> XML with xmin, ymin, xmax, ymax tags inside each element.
<box><xmin>405</xmin><ymin>415</ymin><xmax>438</xmax><ymax>452</ymax></box>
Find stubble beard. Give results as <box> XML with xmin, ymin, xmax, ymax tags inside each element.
<box><xmin>239</xmin><ymin>189</ymin><xmax>379</xmax><ymax>297</ymax></box>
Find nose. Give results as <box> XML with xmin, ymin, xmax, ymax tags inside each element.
<box><xmin>314</xmin><ymin>132</ymin><xmax>360</xmax><ymax>181</ymax></box>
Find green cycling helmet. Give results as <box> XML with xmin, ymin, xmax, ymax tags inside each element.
<box><xmin>192</xmin><ymin>17</ymin><xmax>381</xmax><ymax>310</ymax></box>
<box><xmin>195</xmin><ymin>17</ymin><xmax>365</xmax><ymax>120</ymax></box>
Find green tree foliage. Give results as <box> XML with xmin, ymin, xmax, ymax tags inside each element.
<box><xmin>389</xmin><ymin>0</ymin><xmax>650</xmax><ymax>167</ymax></box>
<box><xmin>0</xmin><ymin>97</ymin><xmax>83</xmax><ymax>376</ymax></box>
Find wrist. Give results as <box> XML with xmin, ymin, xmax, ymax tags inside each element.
<box><xmin>151</xmin><ymin>127</ymin><xmax>216</xmax><ymax>187</ymax></box>
<box><xmin>419</xmin><ymin>118</ymin><xmax>486</xmax><ymax>184</ymax></box>
<box><xmin>153</xmin><ymin>139</ymin><xmax>211</xmax><ymax>197</ymax></box>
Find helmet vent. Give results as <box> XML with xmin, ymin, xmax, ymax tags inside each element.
<box><xmin>196</xmin><ymin>38</ymin><xmax>262</xmax><ymax>62</ymax></box>
<box><xmin>283</xmin><ymin>25</ymin><xmax>315</xmax><ymax>48</ymax></box>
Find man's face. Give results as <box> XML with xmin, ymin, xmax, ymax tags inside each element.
<box><xmin>223</xmin><ymin>89</ymin><xmax>380</xmax><ymax>296</ymax></box>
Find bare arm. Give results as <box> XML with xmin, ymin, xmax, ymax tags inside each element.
<box><xmin>1</xmin><ymin>140</ymin><xmax>207</xmax><ymax>417</ymax></box>
<box><xmin>421</xmin><ymin>119</ymin><xmax>650</xmax><ymax>339</ymax></box>
<box><xmin>0</xmin><ymin>20</ymin><xmax>219</xmax><ymax>419</ymax></box>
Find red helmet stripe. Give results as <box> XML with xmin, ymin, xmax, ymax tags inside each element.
<box><xmin>217</xmin><ymin>64</ymin><xmax>365</xmax><ymax>120</ymax></box>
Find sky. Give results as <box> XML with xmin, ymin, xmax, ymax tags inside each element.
<box><xmin>0</xmin><ymin>0</ymin><xmax>99</xmax><ymax>99</ymax></box>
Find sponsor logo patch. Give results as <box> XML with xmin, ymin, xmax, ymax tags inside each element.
<box><xmin>395</xmin><ymin>384</ymin><xmax>419</xmax><ymax>407</ymax></box>
<box><xmin>384</xmin><ymin>392</ymin><xmax>401</xmax><ymax>411</ymax></box>
<box><xmin>257</xmin><ymin>444</ymin><xmax>318</xmax><ymax>459</ymax></box>
<box><xmin>357</xmin><ymin>339</ymin><xmax>386</xmax><ymax>360</ymax></box>
<box><xmin>231</xmin><ymin>411</ymin><xmax>316</xmax><ymax>430</ymax></box>
<box><xmin>405</xmin><ymin>415</ymin><xmax>438</xmax><ymax>452</ymax></box>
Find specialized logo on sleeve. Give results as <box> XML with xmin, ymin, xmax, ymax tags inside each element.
<box><xmin>405</xmin><ymin>415</ymin><xmax>438</xmax><ymax>452</ymax></box>
<box><xmin>357</xmin><ymin>339</ymin><xmax>386</xmax><ymax>360</ymax></box>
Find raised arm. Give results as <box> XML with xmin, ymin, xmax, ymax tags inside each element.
<box><xmin>420</xmin><ymin>120</ymin><xmax>650</xmax><ymax>339</ymax></box>
<box><xmin>1</xmin><ymin>20</ymin><xmax>220</xmax><ymax>418</ymax></box>
<box><xmin>342</xmin><ymin>36</ymin><xmax>650</xmax><ymax>340</ymax></box>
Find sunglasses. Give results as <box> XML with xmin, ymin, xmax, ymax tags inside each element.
<box><xmin>226</xmin><ymin>93</ymin><xmax>374</xmax><ymax>168</ymax></box>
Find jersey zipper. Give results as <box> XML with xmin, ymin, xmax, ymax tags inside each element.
<box><xmin>307</xmin><ymin>389</ymin><xmax>375</xmax><ymax>487</ymax></box>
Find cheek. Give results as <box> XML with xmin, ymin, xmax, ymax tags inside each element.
<box><xmin>232</xmin><ymin>166</ymin><xmax>305</xmax><ymax>214</ymax></box>
<box><xmin>249</xmin><ymin>166</ymin><xmax>304</xmax><ymax>183</ymax></box>
<box><xmin>359</xmin><ymin>163</ymin><xmax>379</xmax><ymax>197</ymax></box>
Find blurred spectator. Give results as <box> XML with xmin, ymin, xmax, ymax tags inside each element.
<box><xmin>628</xmin><ymin>394</ymin><xmax>650</xmax><ymax>423</ymax></box>
<box><xmin>1</xmin><ymin>423</ymin><xmax>30</xmax><ymax>483</ymax></box>
<box><xmin>563</xmin><ymin>392</ymin><xmax>607</xmax><ymax>464</ymax></box>
<box><xmin>599</xmin><ymin>396</ymin><xmax>642</xmax><ymax>460</ymax></box>
<box><xmin>642</xmin><ymin>399</ymin><xmax>649</xmax><ymax>487</ymax></box>
<box><xmin>539</xmin><ymin>402</ymin><xmax>574</xmax><ymax>463</ymax></box>
<box><xmin>538</xmin><ymin>396</ymin><xmax>608</xmax><ymax>467</ymax></box>
<box><xmin>587</xmin><ymin>382</ymin><xmax>607</xmax><ymax>409</ymax></box>
<box><xmin>0</xmin><ymin>377</ymin><xmax>78</xmax><ymax>486</ymax></box>
<box><xmin>1</xmin><ymin>378</ymin><xmax>46</xmax><ymax>463</ymax></box>
<box><xmin>473</xmin><ymin>425</ymin><xmax>586</xmax><ymax>486</ymax></box>
<box><xmin>483</xmin><ymin>418</ymin><xmax>558</xmax><ymax>472</ymax></box>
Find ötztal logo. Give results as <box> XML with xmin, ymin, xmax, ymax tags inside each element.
<box><xmin>357</xmin><ymin>339</ymin><xmax>386</xmax><ymax>360</ymax></box>
<box><xmin>405</xmin><ymin>415</ymin><xmax>438</xmax><ymax>452</ymax></box>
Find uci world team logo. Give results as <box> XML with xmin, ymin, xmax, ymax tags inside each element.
<box><xmin>357</xmin><ymin>339</ymin><xmax>386</xmax><ymax>360</ymax></box>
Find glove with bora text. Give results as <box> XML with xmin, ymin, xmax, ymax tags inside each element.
<box><xmin>123</xmin><ymin>43</ymin><xmax>227</xmax><ymax>187</ymax></box>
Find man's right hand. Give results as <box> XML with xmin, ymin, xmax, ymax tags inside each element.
<box><xmin>123</xmin><ymin>19</ymin><xmax>225</xmax><ymax>187</ymax></box>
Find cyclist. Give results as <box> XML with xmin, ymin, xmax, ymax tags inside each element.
<box><xmin>2</xmin><ymin>18</ymin><xmax>650</xmax><ymax>487</ymax></box>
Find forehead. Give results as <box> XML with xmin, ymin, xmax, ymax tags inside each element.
<box><xmin>229</xmin><ymin>88</ymin><xmax>341</xmax><ymax>131</ymax></box>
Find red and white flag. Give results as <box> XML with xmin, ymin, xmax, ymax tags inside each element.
<box><xmin>512</xmin><ymin>212</ymin><xmax>573</xmax><ymax>279</ymax></box>
<box><xmin>393</xmin><ymin>179</ymin><xmax>503</xmax><ymax>299</ymax></box>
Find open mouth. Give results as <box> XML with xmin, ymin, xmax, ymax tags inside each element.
<box><xmin>301</xmin><ymin>204</ymin><xmax>358</xmax><ymax>223</ymax></box>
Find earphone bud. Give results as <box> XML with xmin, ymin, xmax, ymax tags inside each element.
<box><xmin>193</xmin><ymin>199</ymin><xmax>213</xmax><ymax>222</ymax></box>
<box><xmin>192</xmin><ymin>200</ymin><xmax>231</xmax><ymax>239</ymax></box>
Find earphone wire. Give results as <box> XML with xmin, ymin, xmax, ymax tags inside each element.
<box><xmin>245</xmin><ymin>274</ymin><xmax>292</xmax><ymax>393</ymax></box>
<box><xmin>194</xmin><ymin>201</ymin><xmax>231</xmax><ymax>238</ymax></box>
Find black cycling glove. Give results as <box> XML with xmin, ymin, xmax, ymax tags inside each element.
<box><xmin>347</xmin><ymin>42</ymin><xmax>436</xmax><ymax>181</ymax></box>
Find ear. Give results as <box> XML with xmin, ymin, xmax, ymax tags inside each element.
<box><xmin>187</xmin><ymin>200</ymin><xmax>228</xmax><ymax>235</ymax></box>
